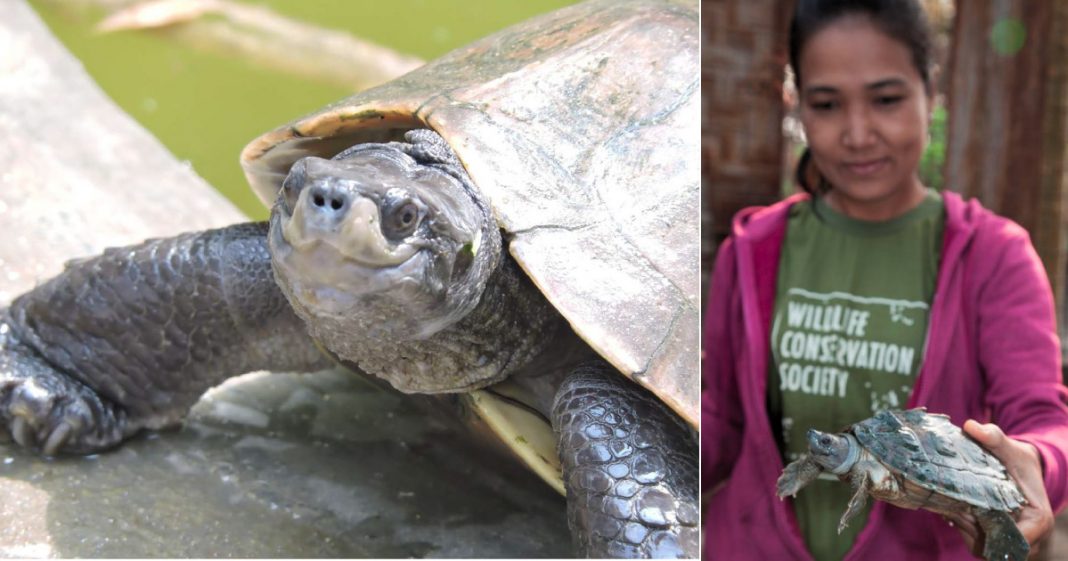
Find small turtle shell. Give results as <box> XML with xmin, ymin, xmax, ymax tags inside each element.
<box><xmin>852</xmin><ymin>408</ymin><xmax>1026</xmax><ymax>512</ymax></box>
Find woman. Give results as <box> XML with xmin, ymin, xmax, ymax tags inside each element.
<box><xmin>703</xmin><ymin>0</ymin><xmax>1068</xmax><ymax>559</ymax></box>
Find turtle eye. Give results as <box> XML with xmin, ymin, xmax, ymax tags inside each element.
<box><xmin>820</xmin><ymin>436</ymin><xmax>832</xmax><ymax>446</ymax></box>
<box><xmin>383</xmin><ymin>200</ymin><xmax>422</xmax><ymax>240</ymax></box>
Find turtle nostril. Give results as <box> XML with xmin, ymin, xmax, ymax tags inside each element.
<box><xmin>307</xmin><ymin>186</ymin><xmax>348</xmax><ymax>213</ymax></box>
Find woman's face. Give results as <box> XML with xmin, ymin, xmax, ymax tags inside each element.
<box><xmin>798</xmin><ymin>16</ymin><xmax>932</xmax><ymax>220</ymax></box>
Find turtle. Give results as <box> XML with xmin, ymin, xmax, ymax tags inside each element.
<box><xmin>776</xmin><ymin>408</ymin><xmax>1029</xmax><ymax>561</ymax></box>
<box><xmin>0</xmin><ymin>0</ymin><xmax>699</xmax><ymax>557</ymax></box>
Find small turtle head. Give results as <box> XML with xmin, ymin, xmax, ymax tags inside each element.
<box><xmin>807</xmin><ymin>429</ymin><xmax>859</xmax><ymax>474</ymax></box>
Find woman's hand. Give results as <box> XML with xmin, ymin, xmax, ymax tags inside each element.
<box><xmin>942</xmin><ymin>421</ymin><xmax>1053</xmax><ymax>560</ymax></box>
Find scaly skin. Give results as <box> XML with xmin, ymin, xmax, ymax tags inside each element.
<box><xmin>552</xmin><ymin>363</ymin><xmax>699</xmax><ymax>558</ymax></box>
<box><xmin>0</xmin><ymin>222</ymin><xmax>329</xmax><ymax>454</ymax></box>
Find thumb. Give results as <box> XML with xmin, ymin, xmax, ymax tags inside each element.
<box><xmin>963</xmin><ymin>419</ymin><xmax>1007</xmax><ymax>451</ymax></box>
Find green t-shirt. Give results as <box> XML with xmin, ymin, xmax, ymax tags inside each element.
<box><xmin>768</xmin><ymin>190</ymin><xmax>944</xmax><ymax>561</ymax></box>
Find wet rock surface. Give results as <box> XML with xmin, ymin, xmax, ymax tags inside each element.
<box><xmin>0</xmin><ymin>370</ymin><xmax>570</xmax><ymax>557</ymax></box>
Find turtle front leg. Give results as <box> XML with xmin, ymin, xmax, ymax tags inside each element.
<box><xmin>974</xmin><ymin>508</ymin><xmax>1029</xmax><ymax>561</ymax></box>
<box><xmin>551</xmin><ymin>362</ymin><xmax>698</xmax><ymax>558</ymax></box>
<box><xmin>838</xmin><ymin>471</ymin><xmax>870</xmax><ymax>534</ymax></box>
<box><xmin>0</xmin><ymin>222</ymin><xmax>329</xmax><ymax>455</ymax></box>
<box><xmin>776</xmin><ymin>456</ymin><xmax>823</xmax><ymax>498</ymax></box>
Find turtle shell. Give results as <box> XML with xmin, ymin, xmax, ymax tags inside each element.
<box><xmin>852</xmin><ymin>409</ymin><xmax>1026</xmax><ymax>512</ymax></box>
<box><xmin>239</xmin><ymin>0</ymin><xmax>699</xmax><ymax>427</ymax></box>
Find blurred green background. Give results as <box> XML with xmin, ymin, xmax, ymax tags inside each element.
<box><xmin>29</xmin><ymin>1</ymin><xmax>577</xmax><ymax>219</ymax></box>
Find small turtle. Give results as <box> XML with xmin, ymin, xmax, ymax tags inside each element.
<box><xmin>776</xmin><ymin>408</ymin><xmax>1029</xmax><ymax>561</ymax></box>
<box><xmin>0</xmin><ymin>0</ymin><xmax>698</xmax><ymax>557</ymax></box>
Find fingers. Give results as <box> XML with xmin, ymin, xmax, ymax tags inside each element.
<box><xmin>963</xmin><ymin>419</ymin><xmax>1007</xmax><ymax>451</ymax></box>
<box><xmin>964</xmin><ymin>420</ymin><xmax>1040</xmax><ymax>484</ymax></box>
<box><xmin>1016</xmin><ymin>505</ymin><xmax>1054</xmax><ymax>550</ymax></box>
<box><xmin>964</xmin><ymin>420</ymin><xmax>1042</xmax><ymax>473</ymax></box>
<box><xmin>964</xmin><ymin>419</ymin><xmax>1055</xmax><ymax>552</ymax></box>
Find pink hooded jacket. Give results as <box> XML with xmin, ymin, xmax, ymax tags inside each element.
<box><xmin>703</xmin><ymin>192</ymin><xmax>1068</xmax><ymax>560</ymax></box>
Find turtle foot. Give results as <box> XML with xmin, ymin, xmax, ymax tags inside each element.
<box><xmin>552</xmin><ymin>362</ymin><xmax>698</xmax><ymax>559</ymax></box>
<box><xmin>0</xmin><ymin>321</ymin><xmax>129</xmax><ymax>456</ymax></box>
<box><xmin>975</xmin><ymin>508</ymin><xmax>1029</xmax><ymax>561</ymax></box>
<box><xmin>776</xmin><ymin>457</ymin><xmax>821</xmax><ymax>498</ymax></box>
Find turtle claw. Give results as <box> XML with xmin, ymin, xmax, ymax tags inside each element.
<box><xmin>8</xmin><ymin>411</ymin><xmax>72</xmax><ymax>456</ymax></box>
<box><xmin>1</xmin><ymin>378</ymin><xmax>125</xmax><ymax>455</ymax></box>
<box><xmin>10</xmin><ymin>415</ymin><xmax>34</xmax><ymax>449</ymax></box>
<box><xmin>0</xmin><ymin>332</ymin><xmax>129</xmax><ymax>455</ymax></box>
<box><xmin>43</xmin><ymin>421</ymin><xmax>75</xmax><ymax>456</ymax></box>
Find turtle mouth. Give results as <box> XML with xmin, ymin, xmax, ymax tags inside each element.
<box><xmin>280</xmin><ymin>187</ymin><xmax>423</xmax><ymax>269</ymax></box>
<box><xmin>268</xmin><ymin>200</ymin><xmax>432</xmax><ymax>315</ymax></box>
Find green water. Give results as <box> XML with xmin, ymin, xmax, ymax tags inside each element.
<box><xmin>28</xmin><ymin>1</ymin><xmax>577</xmax><ymax>220</ymax></box>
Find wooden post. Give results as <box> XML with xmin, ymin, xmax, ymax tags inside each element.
<box><xmin>701</xmin><ymin>0</ymin><xmax>791</xmax><ymax>302</ymax></box>
<box><xmin>944</xmin><ymin>1</ymin><xmax>1068</xmax><ymax>317</ymax></box>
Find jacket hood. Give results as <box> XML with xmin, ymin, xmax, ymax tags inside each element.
<box><xmin>730</xmin><ymin>190</ymin><xmax>981</xmax><ymax>245</ymax></box>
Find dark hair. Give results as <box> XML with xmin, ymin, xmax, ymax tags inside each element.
<box><xmin>790</xmin><ymin>0</ymin><xmax>934</xmax><ymax>194</ymax></box>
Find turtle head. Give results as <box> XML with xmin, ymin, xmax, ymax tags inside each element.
<box><xmin>806</xmin><ymin>429</ymin><xmax>860</xmax><ymax>474</ymax></box>
<box><xmin>267</xmin><ymin>131</ymin><xmax>501</xmax><ymax>346</ymax></box>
